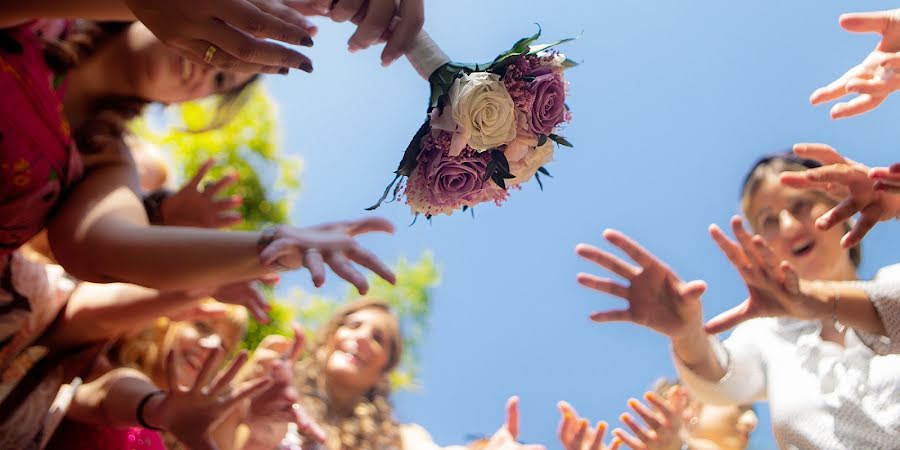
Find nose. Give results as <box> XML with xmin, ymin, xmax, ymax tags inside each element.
<box><xmin>778</xmin><ymin>209</ymin><xmax>804</xmax><ymax>237</ymax></box>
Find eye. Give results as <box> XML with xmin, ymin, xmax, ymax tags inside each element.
<box><xmin>345</xmin><ymin>319</ymin><xmax>362</xmax><ymax>330</ymax></box>
<box><xmin>372</xmin><ymin>329</ymin><xmax>385</xmax><ymax>346</ymax></box>
<box><xmin>214</xmin><ymin>72</ymin><xmax>226</xmax><ymax>90</ymax></box>
<box><xmin>759</xmin><ymin>214</ymin><xmax>778</xmax><ymax>235</ymax></box>
<box><xmin>791</xmin><ymin>198</ymin><xmax>813</xmax><ymax>218</ymax></box>
<box><xmin>193</xmin><ymin>321</ymin><xmax>214</xmax><ymax>335</ymax></box>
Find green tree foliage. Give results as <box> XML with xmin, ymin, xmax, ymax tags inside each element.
<box><xmin>132</xmin><ymin>83</ymin><xmax>439</xmax><ymax>390</ymax></box>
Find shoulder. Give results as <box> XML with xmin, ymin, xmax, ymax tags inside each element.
<box><xmin>400</xmin><ymin>423</ymin><xmax>440</xmax><ymax>449</ymax></box>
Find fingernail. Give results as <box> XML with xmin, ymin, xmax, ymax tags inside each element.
<box><xmin>298</xmin><ymin>61</ymin><xmax>313</xmax><ymax>73</ymax></box>
<box><xmin>301</xmin><ymin>36</ymin><xmax>314</xmax><ymax>47</ymax></box>
<box><xmin>381</xmin><ymin>54</ymin><xmax>399</xmax><ymax>67</ymax></box>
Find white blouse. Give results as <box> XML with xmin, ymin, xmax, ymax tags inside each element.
<box><xmin>674</xmin><ymin>265</ymin><xmax>900</xmax><ymax>450</ymax></box>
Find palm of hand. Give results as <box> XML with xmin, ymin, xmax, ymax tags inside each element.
<box><xmin>627</xmin><ymin>265</ymin><xmax>702</xmax><ymax>338</ymax></box>
<box><xmin>155</xmin><ymin>389</ymin><xmax>229</xmax><ymax>450</ymax></box>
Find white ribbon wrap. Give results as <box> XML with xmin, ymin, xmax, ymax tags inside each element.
<box><xmin>405</xmin><ymin>31</ymin><xmax>452</xmax><ymax>80</ymax></box>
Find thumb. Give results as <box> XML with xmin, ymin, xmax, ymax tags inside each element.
<box><xmin>839</xmin><ymin>11</ymin><xmax>893</xmax><ymax>34</ymax></box>
<box><xmin>704</xmin><ymin>299</ymin><xmax>756</xmax><ymax>334</ymax></box>
<box><xmin>505</xmin><ymin>396</ymin><xmax>521</xmax><ymax>439</ymax></box>
<box><xmin>681</xmin><ymin>280</ymin><xmax>708</xmax><ymax>299</ymax></box>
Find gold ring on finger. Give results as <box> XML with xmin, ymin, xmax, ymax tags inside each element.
<box><xmin>204</xmin><ymin>45</ymin><xmax>217</xmax><ymax>64</ymax></box>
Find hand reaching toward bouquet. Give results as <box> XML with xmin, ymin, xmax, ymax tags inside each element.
<box><xmin>259</xmin><ymin>217</ymin><xmax>396</xmax><ymax>294</ymax></box>
<box><xmin>576</xmin><ymin>230</ymin><xmax>708</xmax><ymax>340</ymax></box>
<box><xmin>704</xmin><ymin>217</ymin><xmax>830</xmax><ymax>334</ymax></box>
<box><xmin>143</xmin><ymin>348</ymin><xmax>273</xmax><ymax>450</ymax></box>
<box><xmin>779</xmin><ymin>144</ymin><xmax>900</xmax><ymax>248</ymax></box>
<box><xmin>557</xmin><ymin>401</ymin><xmax>620</xmax><ymax>450</ymax></box>
<box><xmin>810</xmin><ymin>9</ymin><xmax>900</xmax><ymax>118</ymax></box>
<box><xmin>245</xmin><ymin>324</ymin><xmax>326</xmax><ymax>443</ymax></box>
<box><xmin>125</xmin><ymin>0</ymin><xmax>317</xmax><ymax>74</ymax></box>
<box><xmin>611</xmin><ymin>388</ymin><xmax>688</xmax><ymax>450</ymax></box>
<box><xmin>481</xmin><ymin>397</ymin><xmax>546</xmax><ymax>450</ymax></box>
<box><xmin>162</xmin><ymin>160</ymin><xmax>244</xmax><ymax>229</ymax></box>
<box><xmin>207</xmin><ymin>273</ymin><xmax>279</xmax><ymax>323</ymax></box>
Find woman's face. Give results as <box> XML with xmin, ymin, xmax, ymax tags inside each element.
<box><xmin>169</xmin><ymin>320</ymin><xmax>240</xmax><ymax>387</ymax></box>
<box><xmin>687</xmin><ymin>403</ymin><xmax>758</xmax><ymax>450</ymax></box>
<box><xmin>323</xmin><ymin>308</ymin><xmax>396</xmax><ymax>393</ymax></box>
<box><xmin>124</xmin><ymin>23</ymin><xmax>255</xmax><ymax>104</ymax></box>
<box><xmin>746</xmin><ymin>174</ymin><xmax>852</xmax><ymax>280</ymax></box>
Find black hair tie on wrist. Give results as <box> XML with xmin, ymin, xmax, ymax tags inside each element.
<box><xmin>136</xmin><ymin>390</ymin><xmax>165</xmax><ymax>431</ymax></box>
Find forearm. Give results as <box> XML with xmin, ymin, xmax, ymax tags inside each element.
<box><xmin>0</xmin><ymin>0</ymin><xmax>134</xmax><ymax>28</ymax></box>
<box><xmin>671</xmin><ymin>327</ymin><xmax>726</xmax><ymax>382</ymax></box>
<box><xmin>41</xmin><ymin>283</ymin><xmax>206</xmax><ymax>348</ymax></box>
<box><xmin>822</xmin><ymin>283</ymin><xmax>886</xmax><ymax>336</ymax></box>
<box><xmin>67</xmin><ymin>367</ymin><xmax>158</xmax><ymax>428</ymax></box>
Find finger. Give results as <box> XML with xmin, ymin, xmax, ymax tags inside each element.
<box><xmin>570</xmin><ymin>419</ymin><xmax>588</xmax><ymax>450</ymax></box>
<box><xmin>588</xmin><ymin>421</ymin><xmax>607</xmax><ymax>450</ymax></box>
<box><xmin>331</xmin><ymin>0</ymin><xmax>365</xmax><ymax>22</ymax></box>
<box><xmin>870</xmin><ymin>166</ymin><xmax>900</xmax><ymax>181</ymax></box>
<box><xmin>576</xmin><ymin>273</ymin><xmax>629</xmax><ymax>299</ymax></box>
<box><xmin>791</xmin><ymin>143</ymin><xmax>847</xmax><ymax>164</ymax></box>
<box><xmin>194</xmin><ymin>347</ymin><xmax>225</xmax><ymax>392</ymax></box>
<box><xmin>324</xmin><ymin>252</ymin><xmax>369</xmax><ymax>294</ymax></box>
<box><xmin>680</xmin><ymin>279</ymin><xmax>708</xmax><ymax>299</ymax></box>
<box><xmin>259</xmin><ymin>239</ymin><xmax>296</xmax><ymax>268</ymax></box>
<box><xmin>730</xmin><ymin>217</ymin><xmax>762</xmax><ymax>272</ymax></box>
<box><xmin>589</xmin><ymin>309</ymin><xmax>632</xmax><ymax>323</ymax></box>
<box><xmin>216</xmin><ymin>0</ymin><xmax>315</xmax><ymax>46</ymax></box>
<box><xmin>751</xmin><ymin>235</ymin><xmax>780</xmax><ymax>276</ymax></box>
<box><xmin>709</xmin><ymin>224</ymin><xmax>751</xmax><ymax>274</ymax></box>
<box><xmin>347</xmin><ymin>245</ymin><xmax>397</xmax><ymax>285</ymax></box>
<box><xmin>612</xmin><ymin>428</ymin><xmax>647</xmax><ymax>450</ymax></box>
<box><xmin>557</xmin><ymin>401</ymin><xmax>576</xmax><ymax>442</ymax></box>
<box><xmin>382</xmin><ymin>0</ymin><xmax>425</xmax><ymax>66</ymax></box>
<box><xmin>210</xmin><ymin>350</ymin><xmax>250</xmax><ymax>395</ymax></box>
<box><xmin>643</xmin><ymin>392</ymin><xmax>674</xmax><ymax>421</ymax></box>
<box><xmin>843</xmin><ymin>202</ymin><xmax>882</xmax><ymax>247</ymax></box>
<box><xmin>801</xmin><ymin>166</ymin><xmax>860</xmax><ymax>186</ymax></box>
<box><xmin>205</xmin><ymin>173</ymin><xmax>239</xmax><ymax>197</ymax></box>
<box><xmin>603</xmin><ymin>229</ymin><xmax>658</xmax><ymax>269</ymax></box>
<box><xmin>839</xmin><ymin>11</ymin><xmax>894</xmax><ymax>34</ymax></box>
<box><xmin>349</xmin><ymin>0</ymin><xmax>395</xmax><ymax>51</ymax></box>
<box><xmin>628</xmin><ymin>398</ymin><xmax>662</xmax><ymax>430</ymax></box>
<box><xmin>874</xmin><ymin>180</ymin><xmax>900</xmax><ymax>193</ymax></box>
<box><xmin>506</xmin><ymin>396</ymin><xmax>520</xmax><ymax>439</ymax></box>
<box><xmin>213</xmin><ymin>194</ymin><xmax>244</xmax><ymax>211</ymax></box>
<box><xmin>255</xmin><ymin>2</ymin><xmax>320</xmax><ymax>38</ymax></box>
<box><xmin>847</xmin><ymin>77</ymin><xmax>892</xmax><ymax>96</ymax></box>
<box><xmin>779</xmin><ymin>174</ymin><xmax>851</xmax><ymax>199</ymax></box>
<box><xmin>344</xmin><ymin>217</ymin><xmax>396</xmax><ymax>236</ymax></box>
<box><xmin>223</xmin><ymin>376</ymin><xmax>274</xmax><ymax>407</ymax></box>
<box><xmin>780</xmin><ymin>261</ymin><xmax>801</xmax><ymax>295</ymax></box>
<box><xmin>810</xmin><ymin>71</ymin><xmax>854</xmax><ymax>105</ymax></box>
<box><xmin>575</xmin><ymin>244</ymin><xmax>639</xmax><ymax>280</ymax></box>
<box><xmin>704</xmin><ymin>299</ymin><xmax>755</xmax><ymax>334</ymax></box>
<box><xmin>199</xmin><ymin>23</ymin><xmax>313</xmax><ymax>72</ymax></box>
<box><xmin>187</xmin><ymin>159</ymin><xmax>215</xmax><ymax>190</ymax></box>
<box><xmin>608</xmin><ymin>437</ymin><xmax>623</xmax><ymax>450</ymax></box>
<box><xmin>621</xmin><ymin>413</ymin><xmax>654</xmax><ymax>443</ymax></box>
<box><xmin>303</xmin><ymin>249</ymin><xmax>327</xmax><ymax>288</ymax></box>
<box><xmin>166</xmin><ymin>350</ymin><xmax>182</xmax><ymax>391</ymax></box>
<box><xmin>182</xmin><ymin>39</ymin><xmax>284</xmax><ymax>74</ymax></box>
<box><xmin>288</xmin><ymin>323</ymin><xmax>305</xmax><ymax>362</ymax></box>
<box><xmin>831</xmin><ymin>93</ymin><xmax>887</xmax><ymax>119</ymax></box>
<box><xmin>817</xmin><ymin>197</ymin><xmax>863</xmax><ymax>231</ymax></box>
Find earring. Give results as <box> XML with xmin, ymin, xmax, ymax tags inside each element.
<box><xmin>689</xmin><ymin>416</ymin><xmax>699</xmax><ymax>428</ymax></box>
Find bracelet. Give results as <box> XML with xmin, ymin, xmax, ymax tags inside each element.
<box><xmin>142</xmin><ymin>189</ymin><xmax>174</xmax><ymax>225</ymax></box>
<box><xmin>257</xmin><ymin>226</ymin><xmax>290</xmax><ymax>271</ymax></box>
<box><xmin>832</xmin><ymin>292</ymin><xmax>846</xmax><ymax>334</ymax></box>
<box><xmin>136</xmin><ymin>390</ymin><xmax>165</xmax><ymax>431</ymax></box>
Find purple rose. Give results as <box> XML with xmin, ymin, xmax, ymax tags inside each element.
<box><xmin>419</xmin><ymin>147</ymin><xmax>491</xmax><ymax>205</ymax></box>
<box><xmin>527</xmin><ymin>67</ymin><xmax>567</xmax><ymax>135</ymax></box>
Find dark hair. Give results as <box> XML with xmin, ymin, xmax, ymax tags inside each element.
<box><xmin>740</xmin><ymin>152</ymin><xmax>861</xmax><ymax>268</ymax></box>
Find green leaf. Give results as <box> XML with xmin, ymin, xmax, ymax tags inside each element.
<box><xmin>537</xmin><ymin>166</ymin><xmax>553</xmax><ymax>177</ymax></box>
<box><xmin>535</xmin><ymin>171</ymin><xmax>544</xmax><ymax>191</ymax></box>
<box><xmin>489</xmin><ymin>25</ymin><xmax>543</xmax><ymax>72</ymax></box>
<box><xmin>368</xmin><ymin>120</ymin><xmax>430</xmax><ymax>211</ymax></box>
<box><xmin>527</xmin><ymin>37</ymin><xmax>578</xmax><ymax>56</ymax></box>
<box><xmin>491</xmin><ymin>172</ymin><xmax>508</xmax><ymax>190</ymax></box>
<box><xmin>562</xmin><ymin>58</ymin><xmax>580</xmax><ymax>69</ymax></box>
<box><xmin>537</xmin><ymin>134</ymin><xmax>549</xmax><ymax>146</ymax></box>
<box><xmin>549</xmin><ymin>134</ymin><xmax>574</xmax><ymax>148</ymax></box>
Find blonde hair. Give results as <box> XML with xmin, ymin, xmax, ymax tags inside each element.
<box><xmin>295</xmin><ymin>299</ymin><xmax>404</xmax><ymax>450</ymax></box>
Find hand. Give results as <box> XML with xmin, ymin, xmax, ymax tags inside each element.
<box><xmin>780</xmin><ymin>143</ymin><xmax>900</xmax><ymax>247</ymax></box>
<box><xmin>209</xmin><ymin>274</ymin><xmax>279</xmax><ymax>323</ymax></box>
<box><xmin>704</xmin><ymin>217</ymin><xmax>830</xmax><ymax>334</ymax></box>
<box><xmin>259</xmin><ymin>217</ymin><xmax>397</xmax><ymax>294</ymax></box>
<box><xmin>612</xmin><ymin>388</ymin><xmax>688</xmax><ymax>450</ymax></box>
<box><xmin>558</xmin><ymin>401</ymin><xmax>620</xmax><ymax>450</ymax></box>
<box><xmin>870</xmin><ymin>163</ymin><xmax>900</xmax><ymax>194</ymax></box>
<box><xmin>144</xmin><ymin>348</ymin><xmax>273</xmax><ymax>450</ymax></box>
<box><xmin>290</xmin><ymin>0</ymin><xmax>424</xmax><ymax>66</ymax></box>
<box><xmin>162</xmin><ymin>160</ymin><xmax>244</xmax><ymax>229</ymax></box>
<box><xmin>482</xmin><ymin>396</ymin><xmax>546</xmax><ymax>450</ymax></box>
<box><xmin>810</xmin><ymin>9</ymin><xmax>900</xmax><ymax>118</ymax></box>
<box><xmin>576</xmin><ymin>229</ymin><xmax>708</xmax><ymax>339</ymax></box>
<box><xmin>247</xmin><ymin>324</ymin><xmax>326</xmax><ymax>443</ymax></box>
<box><xmin>125</xmin><ymin>0</ymin><xmax>317</xmax><ymax>74</ymax></box>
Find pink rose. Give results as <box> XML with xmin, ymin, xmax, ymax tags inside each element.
<box><xmin>528</xmin><ymin>67</ymin><xmax>567</xmax><ymax>135</ymax></box>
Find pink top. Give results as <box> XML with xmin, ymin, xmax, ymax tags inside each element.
<box><xmin>0</xmin><ymin>21</ymin><xmax>83</xmax><ymax>257</ymax></box>
<box><xmin>47</xmin><ymin>420</ymin><xmax>166</xmax><ymax>450</ymax></box>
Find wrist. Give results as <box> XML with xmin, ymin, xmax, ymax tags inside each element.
<box><xmin>143</xmin><ymin>189</ymin><xmax>174</xmax><ymax>225</ymax></box>
<box><xmin>799</xmin><ymin>280</ymin><xmax>835</xmax><ymax>320</ymax></box>
<box><xmin>138</xmin><ymin>391</ymin><xmax>167</xmax><ymax>431</ymax></box>
<box><xmin>671</xmin><ymin>325</ymin><xmax>711</xmax><ymax>366</ymax></box>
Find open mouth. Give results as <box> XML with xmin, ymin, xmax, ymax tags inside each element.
<box><xmin>337</xmin><ymin>347</ymin><xmax>367</xmax><ymax>367</ymax></box>
<box><xmin>791</xmin><ymin>240</ymin><xmax>815</xmax><ymax>257</ymax></box>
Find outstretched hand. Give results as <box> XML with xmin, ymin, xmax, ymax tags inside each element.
<box><xmin>576</xmin><ymin>230</ymin><xmax>708</xmax><ymax>339</ymax></box>
<box><xmin>259</xmin><ymin>217</ymin><xmax>396</xmax><ymax>294</ymax></box>
<box><xmin>780</xmin><ymin>144</ymin><xmax>900</xmax><ymax>248</ymax></box>
<box><xmin>208</xmin><ymin>274</ymin><xmax>279</xmax><ymax>323</ymax></box>
<box><xmin>612</xmin><ymin>388</ymin><xmax>688</xmax><ymax>450</ymax></box>
<box><xmin>558</xmin><ymin>401</ymin><xmax>619</xmax><ymax>450</ymax></box>
<box><xmin>162</xmin><ymin>159</ymin><xmax>244</xmax><ymax>229</ymax></box>
<box><xmin>483</xmin><ymin>397</ymin><xmax>546</xmax><ymax>450</ymax></box>
<box><xmin>705</xmin><ymin>217</ymin><xmax>829</xmax><ymax>334</ymax></box>
<box><xmin>810</xmin><ymin>9</ymin><xmax>900</xmax><ymax>118</ymax></box>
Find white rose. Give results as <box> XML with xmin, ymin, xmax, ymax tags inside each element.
<box><xmin>449</xmin><ymin>72</ymin><xmax>518</xmax><ymax>152</ymax></box>
<box><xmin>508</xmin><ymin>140</ymin><xmax>555</xmax><ymax>186</ymax></box>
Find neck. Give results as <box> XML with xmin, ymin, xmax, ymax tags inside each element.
<box><xmin>63</xmin><ymin>31</ymin><xmax>135</xmax><ymax>131</ymax></box>
<box><xmin>325</xmin><ymin>378</ymin><xmax>369</xmax><ymax>417</ymax></box>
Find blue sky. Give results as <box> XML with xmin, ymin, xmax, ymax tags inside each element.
<box><xmin>264</xmin><ymin>1</ymin><xmax>899</xmax><ymax>447</ymax></box>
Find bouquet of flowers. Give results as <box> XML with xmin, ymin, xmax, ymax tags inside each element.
<box><xmin>368</xmin><ymin>27</ymin><xmax>577</xmax><ymax>218</ymax></box>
